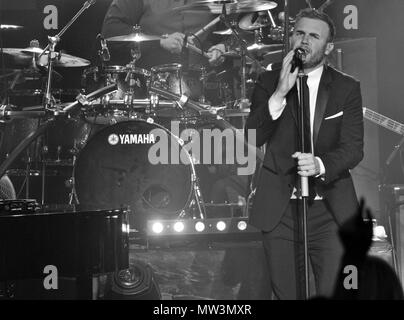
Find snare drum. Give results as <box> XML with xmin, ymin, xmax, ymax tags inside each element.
<box><xmin>82</xmin><ymin>65</ymin><xmax>150</xmax><ymax>101</ymax></box>
<box><xmin>150</xmin><ymin>63</ymin><xmax>203</xmax><ymax>101</ymax></box>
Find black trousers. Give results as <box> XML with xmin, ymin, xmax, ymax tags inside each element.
<box><xmin>262</xmin><ymin>200</ymin><xmax>344</xmax><ymax>300</ymax></box>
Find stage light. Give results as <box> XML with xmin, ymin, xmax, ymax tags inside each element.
<box><xmin>145</xmin><ymin>217</ymin><xmax>261</xmax><ymax>242</ymax></box>
<box><xmin>122</xmin><ymin>223</ymin><xmax>130</xmax><ymax>234</ymax></box>
<box><xmin>195</xmin><ymin>221</ymin><xmax>205</xmax><ymax>232</ymax></box>
<box><xmin>151</xmin><ymin>222</ymin><xmax>164</xmax><ymax>234</ymax></box>
<box><xmin>216</xmin><ymin>221</ymin><xmax>226</xmax><ymax>231</ymax></box>
<box><xmin>237</xmin><ymin>220</ymin><xmax>247</xmax><ymax>231</ymax></box>
<box><xmin>173</xmin><ymin>221</ymin><xmax>185</xmax><ymax>233</ymax></box>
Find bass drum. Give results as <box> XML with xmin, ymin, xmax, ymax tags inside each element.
<box><xmin>73</xmin><ymin>119</ymin><xmax>195</xmax><ymax>230</ymax></box>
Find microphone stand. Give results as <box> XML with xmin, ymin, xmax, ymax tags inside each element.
<box><xmin>283</xmin><ymin>0</ymin><xmax>290</xmax><ymax>54</ymax></box>
<box><xmin>297</xmin><ymin>67</ymin><xmax>310</xmax><ymax>300</ymax></box>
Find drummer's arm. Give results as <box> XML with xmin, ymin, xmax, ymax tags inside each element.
<box><xmin>101</xmin><ymin>0</ymin><xmax>144</xmax><ymax>38</ymax></box>
<box><xmin>204</xmin><ymin>28</ymin><xmax>227</xmax><ymax>66</ymax></box>
<box><xmin>101</xmin><ymin>0</ymin><xmax>144</xmax><ymax>63</ymax></box>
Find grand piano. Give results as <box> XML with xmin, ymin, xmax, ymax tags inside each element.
<box><xmin>0</xmin><ymin>201</ymin><xmax>130</xmax><ymax>299</ymax></box>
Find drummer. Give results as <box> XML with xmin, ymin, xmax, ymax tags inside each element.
<box><xmin>101</xmin><ymin>0</ymin><xmax>226</xmax><ymax>69</ymax></box>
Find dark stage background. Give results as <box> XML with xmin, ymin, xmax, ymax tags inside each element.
<box><xmin>0</xmin><ymin>0</ymin><xmax>403</xmax><ymax>299</ymax></box>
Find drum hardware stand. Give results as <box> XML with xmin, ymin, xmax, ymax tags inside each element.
<box><xmin>283</xmin><ymin>0</ymin><xmax>291</xmax><ymax>54</ymax></box>
<box><xmin>219</xmin><ymin>5</ymin><xmax>255</xmax><ymax>109</ymax></box>
<box><xmin>190</xmin><ymin>169</ymin><xmax>206</xmax><ymax>219</ymax></box>
<box><xmin>147</xmin><ymin>93</ymin><xmax>159</xmax><ymax>116</ymax></box>
<box><xmin>244</xmin><ymin>144</ymin><xmax>266</xmax><ymax>218</ymax></box>
<box><xmin>24</xmin><ymin>151</ymin><xmax>32</xmax><ymax>199</ymax></box>
<box><xmin>35</xmin><ymin>0</ymin><xmax>96</xmax><ymax>204</ymax></box>
<box><xmin>120</xmin><ymin>26</ymin><xmax>145</xmax><ymax>108</ymax></box>
<box><xmin>199</xmin><ymin>66</ymin><xmax>207</xmax><ymax>104</ymax></box>
<box><xmin>38</xmin><ymin>0</ymin><xmax>96</xmax><ymax>109</ymax></box>
<box><xmin>67</xmin><ymin>147</ymin><xmax>79</xmax><ymax>205</ymax></box>
<box><xmin>378</xmin><ymin>135</ymin><xmax>404</xmax><ymax>277</ymax></box>
<box><xmin>41</xmin><ymin>150</ymin><xmax>47</xmax><ymax>205</ymax></box>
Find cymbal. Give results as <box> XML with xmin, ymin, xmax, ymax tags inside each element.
<box><xmin>247</xmin><ymin>43</ymin><xmax>284</xmax><ymax>52</ymax></box>
<box><xmin>2</xmin><ymin>47</ymin><xmax>90</xmax><ymax>67</ymax></box>
<box><xmin>0</xmin><ymin>24</ymin><xmax>23</xmax><ymax>30</ymax></box>
<box><xmin>213</xmin><ymin>28</ymin><xmax>233</xmax><ymax>35</ymax></box>
<box><xmin>173</xmin><ymin>0</ymin><xmax>277</xmax><ymax>14</ymax></box>
<box><xmin>106</xmin><ymin>33</ymin><xmax>161</xmax><ymax>42</ymax></box>
<box><xmin>239</xmin><ymin>12</ymin><xmax>271</xmax><ymax>31</ymax></box>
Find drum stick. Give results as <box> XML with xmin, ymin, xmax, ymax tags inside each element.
<box><xmin>185</xmin><ymin>43</ymin><xmax>210</xmax><ymax>59</ymax></box>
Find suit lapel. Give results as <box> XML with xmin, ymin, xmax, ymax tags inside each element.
<box><xmin>313</xmin><ymin>66</ymin><xmax>333</xmax><ymax>147</ymax></box>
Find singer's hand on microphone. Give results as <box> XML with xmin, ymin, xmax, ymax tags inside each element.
<box><xmin>273</xmin><ymin>50</ymin><xmax>299</xmax><ymax>100</ymax></box>
<box><xmin>292</xmin><ymin>152</ymin><xmax>321</xmax><ymax>177</ymax></box>
<box><xmin>160</xmin><ymin>32</ymin><xmax>185</xmax><ymax>54</ymax></box>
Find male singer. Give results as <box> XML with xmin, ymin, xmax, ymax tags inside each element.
<box><xmin>245</xmin><ymin>9</ymin><xmax>363</xmax><ymax>299</ymax></box>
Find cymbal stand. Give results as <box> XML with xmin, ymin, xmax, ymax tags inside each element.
<box><xmin>124</xmin><ymin>25</ymin><xmax>143</xmax><ymax>106</ymax></box>
<box><xmin>41</xmin><ymin>0</ymin><xmax>96</xmax><ymax>109</ymax></box>
<box><xmin>219</xmin><ymin>5</ymin><xmax>253</xmax><ymax>108</ymax></box>
<box><xmin>283</xmin><ymin>0</ymin><xmax>291</xmax><ymax>54</ymax></box>
<box><xmin>68</xmin><ymin>140</ymin><xmax>79</xmax><ymax>205</ymax></box>
<box><xmin>199</xmin><ymin>66</ymin><xmax>207</xmax><ymax>104</ymax></box>
<box><xmin>38</xmin><ymin>0</ymin><xmax>96</xmax><ymax>204</ymax></box>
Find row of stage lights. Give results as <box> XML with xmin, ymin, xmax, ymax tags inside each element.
<box><xmin>147</xmin><ymin>217</ymin><xmax>258</xmax><ymax>237</ymax></box>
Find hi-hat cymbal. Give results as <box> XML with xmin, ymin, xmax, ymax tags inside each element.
<box><xmin>2</xmin><ymin>47</ymin><xmax>90</xmax><ymax>67</ymax></box>
<box><xmin>239</xmin><ymin>12</ymin><xmax>271</xmax><ymax>31</ymax></box>
<box><xmin>0</xmin><ymin>24</ymin><xmax>23</xmax><ymax>30</ymax></box>
<box><xmin>106</xmin><ymin>33</ymin><xmax>161</xmax><ymax>42</ymax></box>
<box><xmin>173</xmin><ymin>0</ymin><xmax>277</xmax><ymax>14</ymax></box>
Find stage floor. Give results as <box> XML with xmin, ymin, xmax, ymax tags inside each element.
<box><xmin>127</xmin><ymin>238</ymin><xmax>393</xmax><ymax>300</ymax></box>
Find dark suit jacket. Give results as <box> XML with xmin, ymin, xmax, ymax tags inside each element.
<box><xmin>245</xmin><ymin>65</ymin><xmax>364</xmax><ymax>232</ymax></box>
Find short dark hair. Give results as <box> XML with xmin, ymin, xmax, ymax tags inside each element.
<box><xmin>295</xmin><ymin>8</ymin><xmax>336</xmax><ymax>42</ymax></box>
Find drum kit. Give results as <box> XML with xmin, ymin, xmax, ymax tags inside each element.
<box><xmin>0</xmin><ymin>0</ymin><xmax>292</xmax><ymax>230</ymax></box>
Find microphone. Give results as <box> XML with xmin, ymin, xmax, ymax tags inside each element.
<box><xmin>84</xmin><ymin>0</ymin><xmax>96</xmax><ymax>9</ymax></box>
<box><xmin>265</xmin><ymin>48</ymin><xmax>306</xmax><ymax>72</ymax></box>
<box><xmin>189</xmin><ymin>16</ymin><xmax>221</xmax><ymax>42</ymax></box>
<box><xmin>291</xmin><ymin>48</ymin><xmax>305</xmax><ymax>73</ymax></box>
<box><xmin>97</xmin><ymin>34</ymin><xmax>110</xmax><ymax>62</ymax></box>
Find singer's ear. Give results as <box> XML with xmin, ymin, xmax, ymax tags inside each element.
<box><xmin>324</xmin><ymin>42</ymin><xmax>334</xmax><ymax>56</ymax></box>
